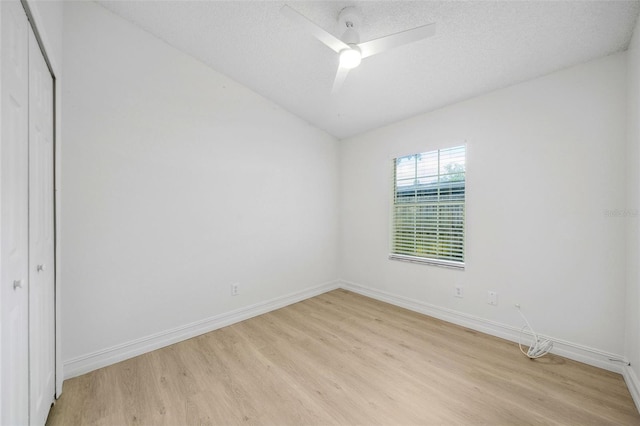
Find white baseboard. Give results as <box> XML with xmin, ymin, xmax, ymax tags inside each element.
<box><xmin>339</xmin><ymin>279</ymin><xmax>626</xmax><ymax>374</ymax></box>
<box><xmin>63</xmin><ymin>280</ymin><xmax>340</xmax><ymax>379</ymax></box>
<box><xmin>64</xmin><ymin>278</ymin><xmax>629</xmax><ymax>382</ymax></box>
<box><xmin>623</xmin><ymin>365</ymin><xmax>640</xmax><ymax>413</ymax></box>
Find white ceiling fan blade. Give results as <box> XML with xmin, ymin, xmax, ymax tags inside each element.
<box><xmin>358</xmin><ymin>23</ymin><xmax>436</xmax><ymax>59</ymax></box>
<box><xmin>281</xmin><ymin>5</ymin><xmax>350</xmax><ymax>53</ymax></box>
<box><xmin>332</xmin><ymin>66</ymin><xmax>350</xmax><ymax>94</ymax></box>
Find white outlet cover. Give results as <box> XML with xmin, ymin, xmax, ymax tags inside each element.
<box><xmin>454</xmin><ymin>286</ymin><xmax>464</xmax><ymax>298</ymax></box>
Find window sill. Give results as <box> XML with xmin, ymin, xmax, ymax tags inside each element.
<box><xmin>388</xmin><ymin>254</ymin><xmax>465</xmax><ymax>270</ymax></box>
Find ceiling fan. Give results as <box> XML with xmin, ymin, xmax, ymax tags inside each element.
<box><xmin>281</xmin><ymin>5</ymin><xmax>436</xmax><ymax>93</ymax></box>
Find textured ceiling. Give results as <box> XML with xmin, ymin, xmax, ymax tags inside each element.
<box><xmin>97</xmin><ymin>0</ymin><xmax>640</xmax><ymax>139</ymax></box>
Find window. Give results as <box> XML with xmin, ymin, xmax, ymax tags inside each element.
<box><xmin>390</xmin><ymin>145</ymin><xmax>466</xmax><ymax>269</ymax></box>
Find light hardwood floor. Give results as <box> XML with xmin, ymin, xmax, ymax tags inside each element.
<box><xmin>47</xmin><ymin>289</ymin><xmax>640</xmax><ymax>425</ymax></box>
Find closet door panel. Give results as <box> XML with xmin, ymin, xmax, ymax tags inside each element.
<box><xmin>0</xmin><ymin>0</ymin><xmax>30</xmax><ymax>424</ymax></box>
<box><xmin>28</xmin><ymin>27</ymin><xmax>56</xmax><ymax>426</ymax></box>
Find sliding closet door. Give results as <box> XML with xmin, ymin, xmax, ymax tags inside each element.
<box><xmin>28</xmin><ymin>28</ymin><xmax>56</xmax><ymax>426</ymax></box>
<box><xmin>0</xmin><ymin>0</ymin><xmax>30</xmax><ymax>424</ymax></box>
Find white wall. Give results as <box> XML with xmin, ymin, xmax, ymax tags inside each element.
<box><xmin>625</xmin><ymin>16</ymin><xmax>640</xmax><ymax>408</ymax></box>
<box><xmin>61</xmin><ymin>2</ymin><xmax>339</xmax><ymax>373</ymax></box>
<box><xmin>340</xmin><ymin>53</ymin><xmax>628</xmax><ymax>362</ymax></box>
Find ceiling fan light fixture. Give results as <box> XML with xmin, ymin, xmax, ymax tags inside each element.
<box><xmin>339</xmin><ymin>47</ymin><xmax>362</xmax><ymax>69</ymax></box>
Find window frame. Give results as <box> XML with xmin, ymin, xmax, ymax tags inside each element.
<box><xmin>388</xmin><ymin>145</ymin><xmax>466</xmax><ymax>270</ymax></box>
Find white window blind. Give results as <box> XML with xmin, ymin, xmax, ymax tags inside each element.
<box><xmin>390</xmin><ymin>145</ymin><xmax>466</xmax><ymax>269</ymax></box>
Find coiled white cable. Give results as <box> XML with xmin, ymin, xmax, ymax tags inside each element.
<box><xmin>515</xmin><ymin>304</ymin><xmax>553</xmax><ymax>359</ymax></box>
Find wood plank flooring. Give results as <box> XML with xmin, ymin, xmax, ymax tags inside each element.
<box><xmin>47</xmin><ymin>289</ymin><xmax>640</xmax><ymax>425</ymax></box>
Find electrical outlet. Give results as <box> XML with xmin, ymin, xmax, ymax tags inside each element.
<box><xmin>454</xmin><ymin>285</ymin><xmax>464</xmax><ymax>298</ymax></box>
<box><xmin>231</xmin><ymin>283</ymin><xmax>239</xmax><ymax>296</ymax></box>
<box><xmin>488</xmin><ymin>291</ymin><xmax>498</xmax><ymax>306</ymax></box>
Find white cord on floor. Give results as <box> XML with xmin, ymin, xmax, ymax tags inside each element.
<box><xmin>515</xmin><ymin>304</ymin><xmax>553</xmax><ymax>359</ymax></box>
